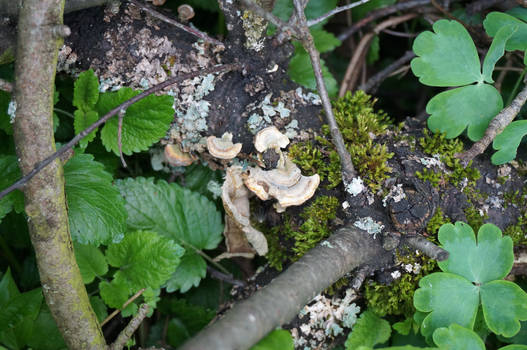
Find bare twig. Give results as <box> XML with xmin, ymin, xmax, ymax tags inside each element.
<box><xmin>292</xmin><ymin>0</ymin><xmax>357</xmax><ymax>183</ymax></box>
<box><xmin>109</xmin><ymin>304</ymin><xmax>150</xmax><ymax>350</ymax></box>
<box><xmin>118</xmin><ymin>108</ymin><xmax>127</xmax><ymax>168</ymax></box>
<box><xmin>128</xmin><ymin>0</ymin><xmax>224</xmax><ymax>47</ymax></box>
<box><xmin>0</xmin><ymin>77</ymin><xmax>12</xmax><ymax>92</ymax></box>
<box><xmin>338</xmin><ymin>0</ymin><xmax>430</xmax><ymax>41</ymax></box>
<box><xmin>0</xmin><ymin>63</ymin><xmax>240</xmax><ymax>200</ymax></box>
<box><xmin>340</xmin><ymin>13</ymin><xmax>418</xmax><ymax>96</ymax></box>
<box><xmin>307</xmin><ymin>0</ymin><xmax>371</xmax><ymax>27</ymax></box>
<box><xmin>102</xmin><ymin>288</ymin><xmax>146</xmax><ymax>327</ymax></box>
<box><xmin>456</xmin><ymin>83</ymin><xmax>527</xmax><ymax>165</ymax></box>
<box><xmin>403</xmin><ymin>235</ymin><xmax>449</xmax><ymax>261</ymax></box>
<box><xmin>381</xmin><ymin>28</ymin><xmax>418</xmax><ymax>38</ymax></box>
<box><xmin>351</xmin><ymin>265</ymin><xmax>372</xmax><ymax>290</ymax></box>
<box><xmin>207</xmin><ymin>266</ymin><xmax>246</xmax><ymax>287</ymax></box>
<box><xmin>359</xmin><ymin>50</ymin><xmax>415</xmax><ymax>93</ymax></box>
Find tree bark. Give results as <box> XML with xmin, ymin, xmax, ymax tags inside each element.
<box><xmin>13</xmin><ymin>0</ymin><xmax>106</xmax><ymax>349</ymax></box>
<box><xmin>180</xmin><ymin>227</ymin><xmax>392</xmax><ymax>350</ymax></box>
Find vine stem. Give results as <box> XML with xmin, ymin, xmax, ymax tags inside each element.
<box><xmin>0</xmin><ymin>63</ymin><xmax>241</xmax><ymax>200</ymax></box>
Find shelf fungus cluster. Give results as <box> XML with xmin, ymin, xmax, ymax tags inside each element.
<box><xmin>219</xmin><ymin>127</ymin><xmax>320</xmax><ymax>257</ymax></box>
<box><xmin>207</xmin><ymin>132</ymin><xmax>242</xmax><ymax>160</ymax></box>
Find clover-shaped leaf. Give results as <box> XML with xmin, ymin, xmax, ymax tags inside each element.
<box><xmin>414</xmin><ymin>222</ymin><xmax>527</xmax><ymax>338</ymax></box>
<box><xmin>491</xmin><ymin>120</ymin><xmax>527</xmax><ymax>165</ymax></box>
<box><xmin>484</xmin><ymin>11</ymin><xmax>527</xmax><ymax>51</ymax></box>
<box><xmin>411</xmin><ymin>19</ymin><xmax>508</xmax><ymax>141</ymax></box>
<box><xmin>432</xmin><ymin>324</ymin><xmax>485</xmax><ymax>350</ymax></box>
<box><xmin>426</xmin><ymin>84</ymin><xmax>502</xmax><ymax>141</ymax></box>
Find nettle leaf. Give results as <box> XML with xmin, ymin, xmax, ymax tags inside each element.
<box><xmin>97</xmin><ymin>87</ymin><xmax>174</xmax><ymax>155</ymax></box>
<box><xmin>64</xmin><ymin>153</ymin><xmax>127</xmax><ymax>246</ymax></box>
<box><xmin>411</xmin><ymin>20</ymin><xmax>482</xmax><ymax>87</ymax></box>
<box><xmin>426</xmin><ymin>83</ymin><xmax>502</xmax><ymax>141</ymax></box>
<box><xmin>73</xmin><ymin>69</ymin><xmax>99</xmax><ymax>112</ymax></box>
<box><xmin>99</xmin><ymin>276</ymin><xmax>130</xmax><ymax>309</ymax></box>
<box><xmin>484</xmin><ymin>12</ymin><xmax>527</xmax><ymax>51</ymax></box>
<box><xmin>414</xmin><ymin>222</ymin><xmax>527</xmax><ymax>338</ymax></box>
<box><xmin>433</xmin><ymin>324</ymin><xmax>485</xmax><ymax>350</ymax></box>
<box><xmin>106</xmin><ymin>230</ymin><xmax>184</xmax><ymax>291</ymax></box>
<box><xmin>345</xmin><ymin>310</ymin><xmax>391</xmax><ymax>349</ymax></box>
<box><xmin>73</xmin><ymin>110</ymin><xmax>99</xmax><ymax>148</ymax></box>
<box><xmin>288</xmin><ymin>53</ymin><xmax>338</xmax><ymax>97</ymax></box>
<box><xmin>0</xmin><ymin>155</ymin><xmax>23</xmax><ymax>223</ymax></box>
<box><xmin>251</xmin><ymin>329</ymin><xmax>294</xmax><ymax>350</ymax></box>
<box><xmin>482</xmin><ymin>24</ymin><xmax>518</xmax><ymax>83</ymax></box>
<box><xmin>73</xmin><ymin>242</ymin><xmax>108</xmax><ymax>284</ymax></box>
<box><xmin>311</xmin><ymin>29</ymin><xmax>341</xmax><ymax>53</ymax></box>
<box><xmin>492</xmin><ymin>120</ymin><xmax>527</xmax><ymax>165</ymax></box>
<box><xmin>165</xmin><ymin>250</ymin><xmax>207</xmax><ymax>293</ymax></box>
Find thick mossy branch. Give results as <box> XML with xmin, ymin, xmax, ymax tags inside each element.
<box><xmin>13</xmin><ymin>0</ymin><xmax>106</xmax><ymax>348</ymax></box>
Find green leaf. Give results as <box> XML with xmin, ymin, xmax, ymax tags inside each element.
<box><xmin>411</xmin><ymin>20</ymin><xmax>482</xmax><ymax>87</ymax></box>
<box><xmin>0</xmin><ymin>155</ymin><xmax>22</xmax><ymax>223</ymax></box>
<box><xmin>480</xmin><ymin>280</ymin><xmax>527</xmax><ymax>337</ymax></box>
<box><xmin>64</xmin><ymin>153</ymin><xmax>127</xmax><ymax>246</ymax></box>
<box><xmin>73</xmin><ymin>69</ymin><xmax>99</xmax><ymax>112</ymax></box>
<box><xmin>90</xmin><ymin>296</ymin><xmax>108</xmax><ymax>322</ymax></box>
<box><xmin>492</xmin><ymin>120</ymin><xmax>527</xmax><ymax>165</ymax></box>
<box><xmin>165</xmin><ymin>318</ymin><xmax>191</xmax><ymax>348</ymax></box>
<box><xmin>26</xmin><ymin>306</ymin><xmax>66</xmax><ymax>350</ymax></box>
<box><xmin>106</xmin><ymin>230</ymin><xmax>184</xmax><ymax>291</ymax></box>
<box><xmin>484</xmin><ymin>12</ymin><xmax>527</xmax><ymax>51</ymax></box>
<box><xmin>414</xmin><ymin>272</ymin><xmax>479</xmax><ymax>338</ymax></box>
<box><xmin>73</xmin><ymin>110</ymin><xmax>99</xmax><ymax>148</ymax></box>
<box><xmin>165</xmin><ymin>250</ymin><xmax>207</xmax><ymax>293</ymax></box>
<box><xmin>426</xmin><ymin>83</ymin><xmax>502</xmax><ymax>141</ymax></box>
<box><xmin>433</xmin><ymin>324</ymin><xmax>485</xmax><ymax>350</ymax></box>
<box><xmin>158</xmin><ymin>297</ymin><xmax>215</xmax><ymax>334</ymax></box>
<box><xmin>311</xmin><ymin>29</ymin><xmax>341</xmax><ymax>53</ymax></box>
<box><xmin>501</xmin><ymin>346</ymin><xmax>527</xmax><ymax>350</ymax></box>
<box><xmin>74</xmin><ymin>242</ymin><xmax>108</xmax><ymax>284</ymax></box>
<box><xmin>99</xmin><ymin>276</ymin><xmax>131</xmax><ymax>309</ymax></box>
<box><xmin>0</xmin><ymin>288</ymin><xmax>42</xmax><ymax>333</ymax></box>
<box><xmin>97</xmin><ymin>87</ymin><xmax>174</xmax><ymax>155</ymax></box>
<box><xmin>116</xmin><ymin>177</ymin><xmax>223</xmax><ymax>250</ymax></box>
<box><xmin>0</xmin><ymin>269</ymin><xmax>19</xmax><ymax>305</ymax></box>
<box><xmin>288</xmin><ymin>53</ymin><xmax>338</xmax><ymax>97</ymax></box>
<box><xmin>482</xmin><ymin>24</ymin><xmax>518</xmax><ymax>83</ymax></box>
<box><xmin>438</xmin><ymin>223</ymin><xmax>513</xmax><ymax>283</ymax></box>
<box><xmin>367</xmin><ymin>35</ymin><xmax>380</xmax><ymax>65</ymax></box>
<box><xmin>345</xmin><ymin>310</ymin><xmax>391</xmax><ymax>349</ymax></box>
<box><xmin>251</xmin><ymin>329</ymin><xmax>294</xmax><ymax>350</ymax></box>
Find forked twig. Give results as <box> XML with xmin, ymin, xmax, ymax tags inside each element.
<box><xmin>0</xmin><ymin>63</ymin><xmax>241</xmax><ymax>200</ymax></box>
<box><xmin>109</xmin><ymin>303</ymin><xmax>150</xmax><ymax>350</ymax></box>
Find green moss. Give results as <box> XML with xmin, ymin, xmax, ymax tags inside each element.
<box><xmin>365</xmin><ymin>251</ymin><xmax>436</xmax><ymax>317</ymax></box>
<box><xmin>415</xmin><ymin>168</ymin><xmax>442</xmax><ymax>188</ymax></box>
<box><xmin>503</xmin><ymin>213</ymin><xmax>527</xmax><ymax>246</ymax></box>
<box><xmin>289</xmin><ymin>91</ymin><xmax>393</xmax><ymax>191</ymax></box>
<box><xmin>464</xmin><ymin>206</ymin><xmax>488</xmax><ymax>232</ymax></box>
<box><xmin>264</xmin><ymin>196</ymin><xmax>339</xmax><ymax>270</ymax></box>
<box><xmin>426</xmin><ymin>207</ymin><xmax>450</xmax><ymax>239</ymax></box>
<box><xmin>418</xmin><ymin>130</ymin><xmax>480</xmax><ymax>187</ymax></box>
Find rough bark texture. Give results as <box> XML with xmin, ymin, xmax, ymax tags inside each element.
<box><xmin>180</xmin><ymin>226</ymin><xmax>392</xmax><ymax>350</ymax></box>
<box><xmin>13</xmin><ymin>0</ymin><xmax>106</xmax><ymax>349</ymax></box>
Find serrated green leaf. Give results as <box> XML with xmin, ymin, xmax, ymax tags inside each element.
<box><xmin>438</xmin><ymin>223</ymin><xmax>513</xmax><ymax>283</ymax></box>
<box><xmin>311</xmin><ymin>29</ymin><xmax>341</xmax><ymax>53</ymax></box>
<box><xmin>73</xmin><ymin>69</ymin><xmax>99</xmax><ymax>112</ymax></box>
<box><xmin>74</xmin><ymin>110</ymin><xmax>99</xmax><ymax>148</ymax></box>
<box><xmin>492</xmin><ymin>120</ymin><xmax>527</xmax><ymax>165</ymax></box>
<box><xmin>165</xmin><ymin>250</ymin><xmax>207</xmax><ymax>293</ymax></box>
<box><xmin>251</xmin><ymin>329</ymin><xmax>294</xmax><ymax>350</ymax></box>
<box><xmin>480</xmin><ymin>280</ymin><xmax>527</xmax><ymax>337</ymax></box>
<box><xmin>97</xmin><ymin>87</ymin><xmax>174</xmax><ymax>155</ymax></box>
<box><xmin>107</xmin><ymin>230</ymin><xmax>184</xmax><ymax>291</ymax></box>
<box><xmin>345</xmin><ymin>310</ymin><xmax>391</xmax><ymax>349</ymax></box>
<box><xmin>426</xmin><ymin>83</ymin><xmax>502</xmax><ymax>141</ymax></box>
<box><xmin>116</xmin><ymin>177</ymin><xmax>223</xmax><ymax>250</ymax></box>
<box><xmin>432</xmin><ymin>324</ymin><xmax>485</xmax><ymax>350</ymax></box>
<box><xmin>99</xmin><ymin>276</ymin><xmax>131</xmax><ymax>309</ymax></box>
<box><xmin>482</xmin><ymin>24</ymin><xmax>518</xmax><ymax>83</ymax></box>
<box><xmin>288</xmin><ymin>53</ymin><xmax>338</xmax><ymax>97</ymax></box>
<box><xmin>90</xmin><ymin>296</ymin><xmax>108</xmax><ymax>322</ymax></box>
<box><xmin>74</xmin><ymin>242</ymin><xmax>108</xmax><ymax>284</ymax></box>
<box><xmin>64</xmin><ymin>153</ymin><xmax>127</xmax><ymax>246</ymax></box>
<box><xmin>484</xmin><ymin>12</ymin><xmax>527</xmax><ymax>51</ymax></box>
<box><xmin>414</xmin><ymin>273</ymin><xmax>479</xmax><ymax>338</ymax></box>
<box><xmin>411</xmin><ymin>20</ymin><xmax>482</xmax><ymax>87</ymax></box>
<box><xmin>0</xmin><ymin>155</ymin><xmax>23</xmax><ymax>223</ymax></box>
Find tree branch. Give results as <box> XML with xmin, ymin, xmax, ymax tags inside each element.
<box><xmin>13</xmin><ymin>0</ymin><xmax>107</xmax><ymax>348</ymax></box>
<box><xmin>0</xmin><ymin>63</ymin><xmax>240</xmax><ymax>200</ymax></box>
<box><xmin>109</xmin><ymin>304</ymin><xmax>150</xmax><ymax>350</ymax></box>
<box><xmin>180</xmin><ymin>226</ymin><xmax>392</xmax><ymax>350</ymax></box>
<box><xmin>359</xmin><ymin>51</ymin><xmax>415</xmax><ymax>93</ymax></box>
<box><xmin>456</xmin><ymin>83</ymin><xmax>527</xmax><ymax>165</ymax></box>
<box><xmin>0</xmin><ymin>0</ymin><xmax>116</xmax><ymax>16</ymax></box>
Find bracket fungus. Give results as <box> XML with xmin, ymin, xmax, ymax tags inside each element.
<box><xmin>254</xmin><ymin>126</ymin><xmax>290</xmax><ymax>153</ymax></box>
<box><xmin>164</xmin><ymin>144</ymin><xmax>195</xmax><ymax>166</ymax></box>
<box><xmin>207</xmin><ymin>132</ymin><xmax>242</xmax><ymax>160</ymax></box>
<box><xmin>221</xmin><ymin>166</ymin><xmax>268</xmax><ymax>256</ymax></box>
